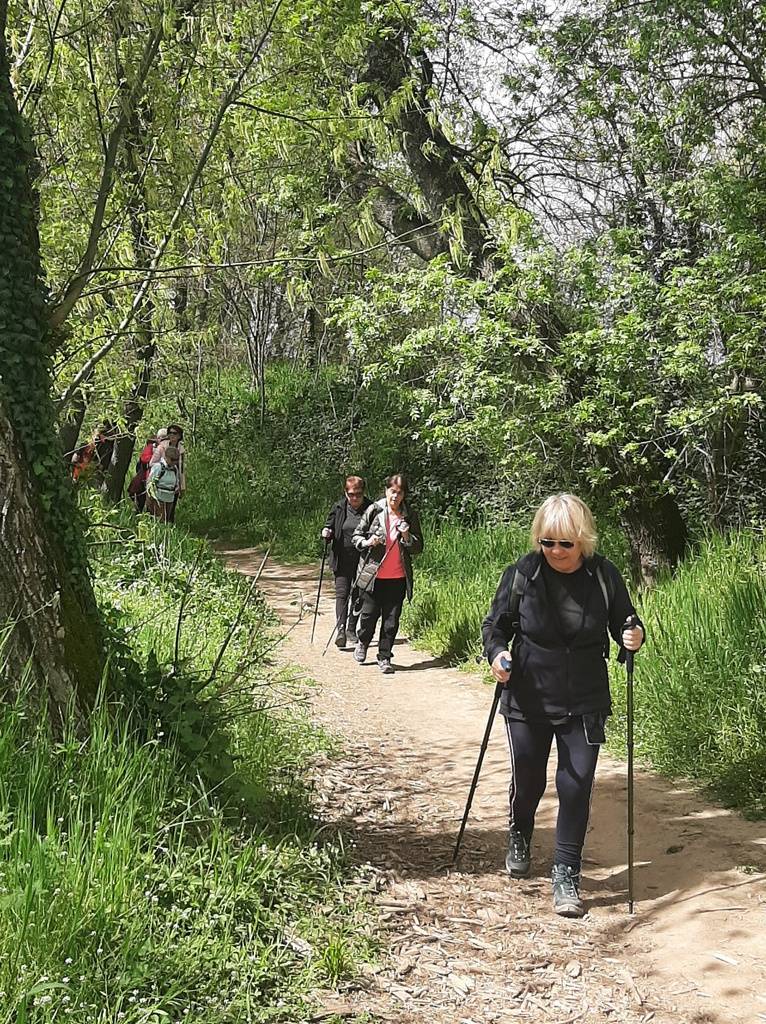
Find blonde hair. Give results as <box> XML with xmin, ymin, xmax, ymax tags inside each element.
<box><xmin>530</xmin><ymin>494</ymin><xmax>598</xmax><ymax>558</ymax></box>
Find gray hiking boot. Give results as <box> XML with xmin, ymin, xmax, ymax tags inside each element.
<box><xmin>551</xmin><ymin>863</ymin><xmax>585</xmax><ymax>918</ymax></box>
<box><xmin>335</xmin><ymin>629</ymin><xmax>346</xmax><ymax>648</ymax></box>
<box><xmin>353</xmin><ymin>641</ymin><xmax>367</xmax><ymax>664</ymax></box>
<box><xmin>378</xmin><ymin>658</ymin><xmax>395</xmax><ymax>674</ymax></box>
<box><xmin>505</xmin><ymin>827</ymin><xmax>532</xmax><ymax>878</ymax></box>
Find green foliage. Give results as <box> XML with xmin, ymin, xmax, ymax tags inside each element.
<box><xmin>0</xmin><ymin>499</ymin><xmax>374</xmax><ymax>1022</ymax></box>
<box><xmin>86</xmin><ymin>494</ymin><xmax>322</xmax><ymax>816</ymax></box>
<box><xmin>608</xmin><ymin>531</ymin><xmax>766</xmax><ymax>816</ymax></box>
<box><xmin>0</xmin><ymin>690</ymin><xmax>372</xmax><ymax>1023</ymax></box>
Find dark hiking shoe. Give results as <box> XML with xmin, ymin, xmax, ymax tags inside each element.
<box><xmin>378</xmin><ymin>658</ymin><xmax>395</xmax><ymax>674</ymax></box>
<box><xmin>353</xmin><ymin>642</ymin><xmax>367</xmax><ymax>664</ymax></box>
<box><xmin>551</xmin><ymin>864</ymin><xmax>585</xmax><ymax>918</ymax></box>
<box><xmin>505</xmin><ymin>828</ymin><xmax>532</xmax><ymax>878</ymax></box>
<box><xmin>335</xmin><ymin>630</ymin><xmax>347</xmax><ymax>648</ymax></box>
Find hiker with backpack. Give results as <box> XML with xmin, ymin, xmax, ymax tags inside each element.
<box><xmin>146</xmin><ymin>444</ymin><xmax>181</xmax><ymax>522</ymax></box>
<box><xmin>351</xmin><ymin>474</ymin><xmax>423</xmax><ymax>675</ymax></box>
<box><xmin>150</xmin><ymin>424</ymin><xmax>186</xmax><ymax>522</ymax></box>
<box><xmin>128</xmin><ymin>429</ymin><xmax>160</xmax><ymax>511</ymax></box>
<box><xmin>482</xmin><ymin>493</ymin><xmax>644</xmax><ymax>918</ymax></box>
<box><xmin>320</xmin><ymin>476</ymin><xmax>372</xmax><ymax>648</ymax></box>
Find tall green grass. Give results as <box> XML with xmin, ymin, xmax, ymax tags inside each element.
<box><xmin>0</xmin><ymin>502</ymin><xmax>373</xmax><ymax>1022</ymax></box>
<box><xmin>608</xmin><ymin>531</ymin><xmax>766</xmax><ymax>815</ymax></box>
<box><xmin>402</xmin><ymin>520</ymin><xmax>530</xmax><ymax>662</ymax></box>
<box><xmin>0</xmin><ymin>688</ymin><xmax>370</xmax><ymax>1023</ymax></box>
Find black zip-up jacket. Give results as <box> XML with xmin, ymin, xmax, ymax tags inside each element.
<box><xmin>482</xmin><ymin>552</ymin><xmax>643</xmax><ymax>719</ymax></box>
<box><xmin>352</xmin><ymin>498</ymin><xmax>423</xmax><ymax>601</ymax></box>
<box><xmin>323</xmin><ymin>495</ymin><xmax>372</xmax><ymax>573</ymax></box>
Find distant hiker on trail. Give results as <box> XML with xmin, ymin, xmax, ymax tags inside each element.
<box><xmin>71</xmin><ymin>421</ymin><xmax>116</xmax><ymax>484</ymax></box>
<box><xmin>482</xmin><ymin>493</ymin><xmax>644</xmax><ymax>918</ymax></box>
<box><xmin>128</xmin><ymin>429</ymin><xmax>160</xmax><ymax>512</ymax></box>
<box><xmin>146</xmin><ymin>444</ymin><xmax>181</xmax><ymax>522</ymax></box>
<box><xmin>150</xmin><ymin>424</ymin><xmax>186</xmax><ymax>522</ymax></box>
<box><xmin>321</xmin><ymin>476</ymin><xmax>372</xmax><ymax>648</ymax></box>
<box><xmin>351</xmin><ymin>473</ymin><xmax>423</xmax><ymax>675</ymax></box>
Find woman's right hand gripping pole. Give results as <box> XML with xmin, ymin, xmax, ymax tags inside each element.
<box><xmin>491</xmin><ymin>652</ymin><xmax>512</xmax><ymax>684</ymax></box>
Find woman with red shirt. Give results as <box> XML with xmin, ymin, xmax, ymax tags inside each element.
<box><xmin>351</xmin><ymin>474</ymin><xmax>423</xmax><ymax>674</ymax></box>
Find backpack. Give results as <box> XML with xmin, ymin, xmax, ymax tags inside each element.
<box><xmin>153</xmin><ymin>463</ymin><xmax>178</xmax><ymax>495</ymax></box>
<box><xmin>508</xmin><ymin>553</ymin><xmax>615</xmax><ymax>658</ymax></box>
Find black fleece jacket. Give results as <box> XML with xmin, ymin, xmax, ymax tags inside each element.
<box><xmin>482</xmin><ymin>552</ymin><xmax>643</xmax><ymax>719</ymax></box>
<box><xmin>323</xmin><ymin>496</ymin><xmax>372</xmax><ymax>573</ymax></box>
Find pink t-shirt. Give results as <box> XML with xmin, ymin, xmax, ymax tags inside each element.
<box><xmin>377</xmin><ymin>512</ymin><xmax>406</xmax><ymax>580</ymax></box>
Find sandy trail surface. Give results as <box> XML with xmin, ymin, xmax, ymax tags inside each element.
<box><xmin>222</xmin><ymin>547</ymin><xmax>766</xmax><ymax>1024</ymax></box>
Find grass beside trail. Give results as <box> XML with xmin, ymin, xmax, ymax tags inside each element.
<box><xmin>0</xmin><ymin>502</ymin><xmax>374</xmax><ymax>1023</ymax></box>
<box><xmin>609</xmin><ymin>531</ymin><xmax>766</xmax><ymax>817</ymax></box>
<box><xmin>405</xmin><ymin>521</ymin><xmax>766</xmax><ymax>816</ymax></box>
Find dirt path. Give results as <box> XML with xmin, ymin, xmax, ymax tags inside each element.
<box><xmin>223</xmin><ymin>547</ymin><xmax>766</xmax><ymax>1024</ymax></box>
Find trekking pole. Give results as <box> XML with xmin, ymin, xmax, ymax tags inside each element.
<box><xmin>624</xmin><ymin>614</ymin><xmax>638</xmax><ymax>914</ymax></box>
<box><xmin>321</xmin><ymin>608</ymin><xmax>346</xmax><ymax>656</ymax></box>
<box><xmin>311</xmin><ymin>541</ymin><xmax>329</xmax><ymax>644</ymax></box>
<box><xmin>452</xmin><ymin>657</ymin><xmax>508</xmax><ymax>866</ymax></box>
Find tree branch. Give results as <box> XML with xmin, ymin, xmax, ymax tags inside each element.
<box><xmin>57</xmin><ymin>0</ymin><xmax>285</xmax><ymax>410</ymax></box>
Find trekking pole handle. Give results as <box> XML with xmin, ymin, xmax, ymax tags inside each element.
<box><xmin>623</xmin><ymin>614</ymin><xmax>638</xmax><ymax>673</ymax></box>
<box><xmin>500</xmin><ymin>656</ymin><xmax>512</xmax><ymax>672</ymax></box>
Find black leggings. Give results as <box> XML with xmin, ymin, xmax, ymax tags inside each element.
<box><xmin>504</xmin><ymin>716</ymin><xmax>600</xmax><ymax>872</ymax></box>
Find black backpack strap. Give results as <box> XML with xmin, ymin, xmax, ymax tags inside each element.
<box><xmin>508</xmin><ymin>553</ymin><xmax>543</xmax><ymax>636</ymax></box>
<box><xmin>588</xmin><ymin>555</ymin><xmax>614</xmax><ymax>657</ymax></box>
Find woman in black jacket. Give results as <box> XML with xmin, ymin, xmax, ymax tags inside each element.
<box><xmin>321</xmin><ymin>476</ymin><xmax>371</xmax><ymax>647</ymax></box>
<box><xmin>351</xmin><ymin>474</ymin><xmax>423</xmax><ymax>674</ymax></box>
<box><xmin>482</xmin><ymin>493</ymin><xmax>644</xmax><ymax>918</ymax></box>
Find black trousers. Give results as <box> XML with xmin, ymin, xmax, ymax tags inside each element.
<box><xmin>356</xmin><ymin>577</ymin><xmax>406</xmax><ymax>661</ymax></box>
<box><xmin>333</xmin><ymin>570</ymin><xmax>359</xmax><ymax>634</ymax></box>
<box><xmin>504</xmin><ymin>716</ymin><xmax>600</xmax><ymax>872</ymax></box>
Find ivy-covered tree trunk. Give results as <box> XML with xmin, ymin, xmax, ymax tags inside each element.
<box><xmin>0</xmin><ymin>8</ymin><xmax>104</xmax><ymax>722</ymax></box>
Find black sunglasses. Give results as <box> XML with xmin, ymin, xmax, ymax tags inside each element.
<box><xmin>539</xmin><ymin>538</ymin><xmax>575</xmax><ymax>549</ymax></box>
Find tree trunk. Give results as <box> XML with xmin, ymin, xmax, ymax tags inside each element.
<box><xmin>622</xmin><ymin>490</ymin><xmax>688</xmax><ymax>584</ymax></box>
<box><xmin>58</xmin><ymin>375</ymin><xmax>91</xmax><ymax>464</ymax></box>
<box><xmin>104</xmin><ymin>95</ymin><xmax>158</xmax><ymax>502</ymax></box>
<box><xmin>0</xmin><ymin>16</ymin><xmax>104</xmax><ymax>719</ymax></box>
<box><xmin>357</xmin><ymin>15</ymin><xmax>495</xmax><ymax>276</ymax></box>
<box><xmin>106</xmin><ymin>339</ymin><xmax>156</xmax><ymax>502</ymax></box>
